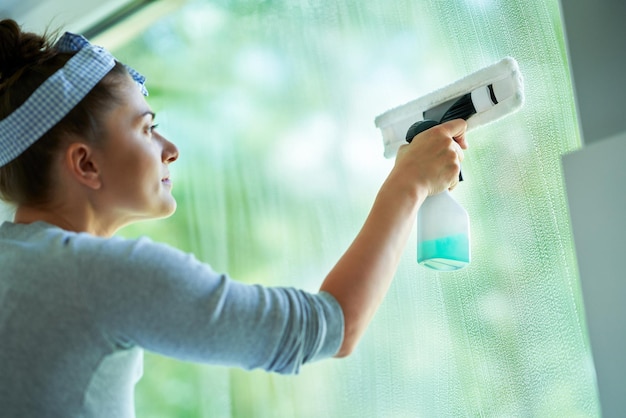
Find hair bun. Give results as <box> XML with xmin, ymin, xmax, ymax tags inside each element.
<box><xmin>0</xmin><ymin>19</ymin><xmax>53</xmax><ymax>83</ymax></box>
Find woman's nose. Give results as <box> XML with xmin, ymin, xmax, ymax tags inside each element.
<box><xmin>158</xmin><ymin>133</ymin><xmax>179</xmax><ymax>164</ymax></box>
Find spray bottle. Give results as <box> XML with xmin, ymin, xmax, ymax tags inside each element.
<box><xmin>406</xmin><ymin>120</ymin><xmax>470</xmax><ymax>271</ymax></box>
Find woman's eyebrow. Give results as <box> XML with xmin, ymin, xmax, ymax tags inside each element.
<box><xmin>133</xmin><ymin>111</ymin><xmax>156</xmax><ymax>128</ymax></box>
<box><xmin>137</xmin><ymin>110</ymin><xmax>156</xmax><ymax>121</ymax></box>
<box><xmin>138</xmin><ymin>110</ymin><xmax>156</xmax><ymax>121</ymax></box>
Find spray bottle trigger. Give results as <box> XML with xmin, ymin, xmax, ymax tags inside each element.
<box><xmin>405</xmin><ymin>120</ymin><xmax>463</xmax><ymax>182</ymax></box>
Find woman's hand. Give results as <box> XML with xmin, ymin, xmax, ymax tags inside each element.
<box><xmin>394</xmin><ymin>118</ymin><xmax>468</xmax><ymax>197</ymax></box>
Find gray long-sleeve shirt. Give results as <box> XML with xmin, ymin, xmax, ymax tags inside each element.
<box><xmin>0</xmin><ymin>221</ymin><xmax>344</xmax><ymax>417</ymax></box>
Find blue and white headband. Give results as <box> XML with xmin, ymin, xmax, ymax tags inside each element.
<box><xmin>0</xmin><ymin>32</ymin><xmax>148</xmax><ymax>167</ymax></box>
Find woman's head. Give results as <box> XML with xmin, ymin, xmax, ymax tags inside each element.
<box><xmin>0</xmin><ymin>19</ymin><xmax>129</xmax><ymax>206</ymax></box>
<box><xmin>0</xmin><ymin>20</ymin><xmax>179</xmax><ymax>234</ymax></box>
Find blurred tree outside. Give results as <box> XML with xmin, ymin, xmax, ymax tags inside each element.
<box><xmin>113</xmin><ymin>0</ymin><xmax>598</xmax><ymax>416</ymax></box>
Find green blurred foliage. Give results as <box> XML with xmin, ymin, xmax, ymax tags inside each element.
<box><xmin>112</xmin><ymin>0</ymin><xmax>599</xmax><ymax>416</ymax></box>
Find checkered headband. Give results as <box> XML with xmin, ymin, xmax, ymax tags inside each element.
<box><xmin>0</xmin><ymin>32</ymin><xmax>148</xmax><ymax>167</ymax></box>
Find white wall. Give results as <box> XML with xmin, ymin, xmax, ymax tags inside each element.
<box><xmin>563</xmin><ymin>134</ymin><xmax>626</xmax><ymax>417</ymax></box>
<box><xmin>560</xmin><ymin>1</ymin><xmax>626</xmax><ymax>146</ymax></box>
<box><xmin>560</xmin><ymin>1</ymin><xmax>626</xmax><ymax>417</ymax></box>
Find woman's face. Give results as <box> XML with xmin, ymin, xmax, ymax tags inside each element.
<box><xmin>94</xmin><ymin>76</ymin><xmax>179</xmax><ymax>226</ymax></box>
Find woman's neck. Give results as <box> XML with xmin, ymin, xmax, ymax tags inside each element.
<box><xmin>13</xmin><ymin>204</ymin><xmax>117</xmax><ymax>237</ymax></box>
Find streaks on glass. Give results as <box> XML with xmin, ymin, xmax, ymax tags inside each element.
<box><xmin>113</xmin><ymin>0</ymin><xmax>599</xmax><ymax>416</ymax></box>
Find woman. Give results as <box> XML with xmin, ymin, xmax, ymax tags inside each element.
<box><xmin>0</xmin><ymin>19</ymin><xmax>467</xmax><ymax>416</ymax></box>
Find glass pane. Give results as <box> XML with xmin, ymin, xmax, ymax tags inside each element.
<box><xmin>110</xmin><ymin>0</ymin><xmax>599</xmax><ymax>416</ymax></box>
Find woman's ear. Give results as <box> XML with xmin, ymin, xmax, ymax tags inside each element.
<box><xmin>64</xmin><ymin>142</ymin><xmax>102</xmax><ymax>190</ymax></box>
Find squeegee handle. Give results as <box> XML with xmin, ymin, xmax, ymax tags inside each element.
<box><xmin>405</xmin><ymin>120</ymin><xmax>463</xmax><ymax>182</ymax></box>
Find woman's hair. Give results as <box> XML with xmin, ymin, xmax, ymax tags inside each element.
<box><xmin>0</xmin><ymin>19</ymin><xmax>127</xmax><ymax>206</ymax></box>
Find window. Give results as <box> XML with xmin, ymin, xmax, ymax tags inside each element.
<box><xmin>110</xmin><ymin>0</ymin><xmax>599</xmax><ymax>415</ymax></box>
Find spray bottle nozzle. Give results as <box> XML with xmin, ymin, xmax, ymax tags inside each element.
<box><xmin>405</xmin><ymin>120</ymin><xmax>463</xmax><ymax>182</ymax></box>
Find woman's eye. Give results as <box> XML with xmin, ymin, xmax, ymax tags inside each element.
<box><xmin>146</xmin><ymin>123</ymin><xmax>159</xmax><ymax>134</ymax></box>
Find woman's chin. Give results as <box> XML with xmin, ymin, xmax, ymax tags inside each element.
<box><xmin>159</xmin><ymin>198</ymin><xmax>177</xmax><ymax>219</ymax></box>
<box><xmin>148</xmin><ymin>195</ymin><xmax>177</xmax><ymax>220</ymax></box>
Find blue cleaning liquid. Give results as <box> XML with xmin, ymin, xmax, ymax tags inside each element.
<box><xmin>417</xmin><ymin>233</ymin><xmax>470</xmax><ymax>271</ymax></box>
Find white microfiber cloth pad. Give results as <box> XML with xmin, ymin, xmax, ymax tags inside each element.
<box><xmin>374</xmin><ymin>57</ymin><xmax>524</xmax><ymax>158</ymax></box>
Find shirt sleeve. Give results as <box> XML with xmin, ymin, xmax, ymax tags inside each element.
<box><xmin>74</xmin><ymin>235</ymin><xmax>344</xmax><ymax>375</ymax></box>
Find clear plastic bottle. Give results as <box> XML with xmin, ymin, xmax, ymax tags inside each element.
<box><xmin>417</xmin><ymin>190</ymin><xmax>470</xmax><ymax>271</ymax></box>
